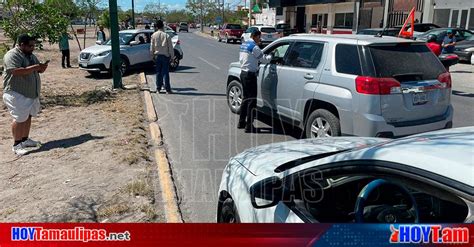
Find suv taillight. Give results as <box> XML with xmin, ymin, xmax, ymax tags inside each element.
<box><xmin>355</xmin><ymin>76</ymin><xmax>401</xmax><ymax>95</ymax></box>
<box><xmin>438</xmin><ymin>72</ymin><xmax>452</xmax><ymax>88</ymax></box>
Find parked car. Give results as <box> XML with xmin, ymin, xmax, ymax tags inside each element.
<box><xmin>395</xmin><ymin>23</ymin><xmax>441</xmax><ymax>38</ymax></box>
<box><xmin>275</xmin><ymin>23</ymin><xmax>297</xmax><ymax>37</ymax></box>
<box><xmin>417</xmin><ymin>28</ymin><xmax>473</xmax><ymax>43</ymax></box>
<box><xmin>454</xmin><ymin>35</ymin><xmax>474</xmax><ymax>64</ymax></box>
<box><xmin>226</xmin><ymin>34</ymin><xmax>453</xmax><ymax>138</ymax></box>
<box><xmin>217</xmin><ymin>127</ymin><xmax>474</xmax><ymax>223</ymax></box>
<box><xmin>167</xmin><ymin>23</ymin><xmax>178</xmax><ymax>32</ymax></box>
<box><xmin>78</xmin><ymin>29</ymin><xmax>183</xmax><ymax>75</ymax></box>
<box><xmin>241</xmin><ymin>26</ymin><xmax>280</xmax><ymax>46</ymax></box>
<box><xmin>179</xmin><ymin>22</ymin><xmax>189</xmax><ymax>32</ymax></box>
<box><xmin>218</xmin><ymin>23</ymin><xmax>245</xmax><ymax>43</ymax></box>
<box><xmin>356</xmin><ymin>28</ymin><xmax>400</xmax><ymax>37</ymax></box>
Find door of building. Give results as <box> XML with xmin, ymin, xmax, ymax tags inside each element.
<box><xmin>296</xmin><ymin>7</ymin><xmax>305</xmax><ymax>33</ymax></box>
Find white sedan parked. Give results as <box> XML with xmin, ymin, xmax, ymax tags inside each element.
<box><xmin>217</xmin><ymin>127</ymin><xmax>474</xmax><ymax>223</ymax></box>
<box><xmin>240</xmin><ymin>26</ymin><xmax>280</xmax><ymax>47</ymax></box>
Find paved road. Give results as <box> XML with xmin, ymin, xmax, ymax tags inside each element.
<box><xmin>147</xmin><ymin>31</ymin><xmax>297</xmax><ymax>222</ymax></box>
<box><xmin>147</xmin><ymin>31</ymin><xmax>474</xmax><ymax>222</ymax></box>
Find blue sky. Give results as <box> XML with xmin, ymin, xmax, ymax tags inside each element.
<box><xmin>116</xmin><ymin>0</ymin><xmax>187</xmax><ymax>11</ymax></box>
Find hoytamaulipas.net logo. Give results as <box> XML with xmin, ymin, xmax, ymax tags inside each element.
<box><xmin>390</xmin><ymin>225</ymin><xmax>469</xmax><ymax>244</ymax></box>
<box><xmin>11</xmin><ymin>226</ymin><xmax>131</xmax><ymax>242</ymax></box>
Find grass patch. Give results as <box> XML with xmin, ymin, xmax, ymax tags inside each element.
<box><xmin>97</xmin><ymin>203</ymin><xmax>130</xmax><ymax>218</ymax></box>
<box><xmin>41</xmin><ymin>89</ymin><xmax>114</xmax><ymax>108</ymax></box>
<box><xmin>125</xmin><ymin>180</ymin><xmax>153</xmax><ymax>197</ymax></box>
<box><xmin>140</xmin><ymin>205</ymin><xmax>157</xmax><ymax>221</ymax></box>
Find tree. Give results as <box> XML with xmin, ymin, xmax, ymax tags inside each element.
<box><xmin>165</xmin><ymin>10</ymin><xmax>193</xmax><ymax>23</ymax></box>
<box><xmin>142</xmin><ymin>2</ymin><xmax>167</xmax><ymax>20</ymax></box>
<box><xmin>76</xmin><ymin>0</ymin><xmax>102</xmax><ymax>49</ymax></box>
<box><xmin>186</xmin><ymin>0</ymin><xmax>216</xmax><ymax>26</ymax></box>
<box><xmin>43</xmin><ymin>0</ymin><xmax>83</xmax><ymax>50</ymax></box>
<box><xmin>98</xmin><ymin>9</ymin><xmax>110</xmax><ymax>29</ymax></box>
<box><xmin>2</xmin><ymin>0</ymin><xmax>70</xmax><ymax>47</ymax></box>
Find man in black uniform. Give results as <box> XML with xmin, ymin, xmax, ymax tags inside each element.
<box><xmin>238</xmin><ymin>30</ymin><xmax>270</xmax><ymax>132</ymax></box>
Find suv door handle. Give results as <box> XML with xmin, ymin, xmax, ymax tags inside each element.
<box><xmin>304</xmin><ymin>74</ymin><xmax>314</xmax><ymax>80</ymax></box>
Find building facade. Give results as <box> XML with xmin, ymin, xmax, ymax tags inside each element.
<box><xmin>262</xmin><ymin>0</ymin><xmax>473</xmax><ymax>34</ymax></box>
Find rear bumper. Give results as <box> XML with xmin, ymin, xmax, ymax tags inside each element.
<box><xmin>352</xmin><ymin>106</ymin><xmax>453</xmax><ymax>138</ymax></box>
<box><xmin>454</xmin><ymin>50</ymin><xmax>472</xmax><ymax>61</ymax></box>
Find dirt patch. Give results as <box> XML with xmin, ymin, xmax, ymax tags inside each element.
<box><xmin>0</xmin><ymin>27</ymin><xmax>163</xmax><ymax>222</ymax></box>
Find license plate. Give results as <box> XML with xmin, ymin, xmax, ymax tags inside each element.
<box><xmin>413</xmin><ymin>93</ymin><xmax>428</xmax><ymax>105</ymax></box>
<box><xmin>80</xmin><ymin>63</ymin><xmax>87</xmax><ymax>68</ymax></box>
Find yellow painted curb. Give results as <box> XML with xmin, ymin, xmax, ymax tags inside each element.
<box><xmin>144</xmin><ymin>91</ymin><xmax>157</xmax><ymax>122</ymax></box>
<box><xmin>155</xmin><ymin>149</ymin><xmax>182</xmax><ymax>223</ymax></box>
<box><xmin>141</xmin><ymin>72</ymin><xmax>182</xmax><ymax>223</ymax></box>
<box><xmin>149</xmin><ymin>122</ymin><xmax>162</xmax><ymax>145</ymax></box>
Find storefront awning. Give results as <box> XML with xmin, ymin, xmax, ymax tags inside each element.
<box><xmin>269</xmin><ymin>0</ymin><xmax>342</xmax><ymax>8</ymax></box>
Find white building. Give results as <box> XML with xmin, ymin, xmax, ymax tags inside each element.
<box><xmin>424</xmin><ymin>0</ymin><xmax>474</xmax><ymax>29</ymax></box>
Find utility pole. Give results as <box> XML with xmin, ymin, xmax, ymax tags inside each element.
<box><xmin>109</xmin><ymin>0</ymin><xmax>123</xmax><ymax>89</ymax></box>
<box><xmin>222</xmin><ymin>0</ymin><xmax>225</xmax><ymax>24</ymax></box>
<box><xmin>248</xmin><ymin>0</ymin><xmax>252</xmax><ymax>26</ymax></box>
<box><xmin>131</xmin><ymin>0</ymin><xmax>135</xmax><ymax>28</ymax></box>
<box><xmin>200</xmin><ymin>0</ymin><xmax>204</xmax><ymax>32</ymax></box>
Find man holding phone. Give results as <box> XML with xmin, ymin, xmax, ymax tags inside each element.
<box><xmin>2</xmin><ymin>34</ymin><xmax>48</xmax><ymax>155</ymax></box>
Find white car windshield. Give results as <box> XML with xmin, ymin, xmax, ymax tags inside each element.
<box><xmin>105</xmin><ymin>33</ymin><xmax>135</xmax><ymax>45</ymax></box>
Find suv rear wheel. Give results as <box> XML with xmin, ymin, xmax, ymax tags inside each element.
<box><xmin>227</xmin><ymin>80</ymin><xmax>243</xmax><ymax>114</ymax></box>
<box><xmin>305</xmin><ymin>109</ymin><xmax>341</xmax><ymax>138</ymax></box>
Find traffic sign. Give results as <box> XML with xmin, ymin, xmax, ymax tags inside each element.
<box><xmin>216</xmin><ymin>16</ymin><xmax>223</xmax><ymax>24</ymax></box>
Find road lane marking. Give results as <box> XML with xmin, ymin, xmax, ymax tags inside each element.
<box><xmin>198</xmin><ymin>56</ymin><xmax>221</xmax><ymax>70</ymax></box>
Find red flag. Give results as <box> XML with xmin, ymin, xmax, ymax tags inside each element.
<box><xmin>398</xmin><ymin>7</ymin><xmax>415</xmax><ymax>39</ymax></box>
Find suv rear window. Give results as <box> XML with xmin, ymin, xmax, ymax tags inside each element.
<box><xmin>369</xmin><ymin>44</ymin><xmax>445</xmax><ymax>81</ymax></box>
<box><xmin>227</xmin><ymin>24</ymin><xmax>242</xmax><ymax>29</ymax></box>
<box><xmin>335</xmin><ymin>44</ymin><xmax>362</xmax><ymax>75</ymax></box>
<box><xmin>261</xmin><ymin>28</ymin><xmax>277</xmax><ymax>33</ymax></box>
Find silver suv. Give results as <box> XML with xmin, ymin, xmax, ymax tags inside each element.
<box><xmin>226</xmin><ymin>34</ymin><xmax>453</xmax><ymax>138</ymax></box>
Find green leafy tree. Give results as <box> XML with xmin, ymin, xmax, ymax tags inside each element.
<box><xmin>2</xmin><ymin>0</ymin><xmax>70</xmax><ymax>48</ymax></box>
<box><xmin>143</xmin><ymin>2</ymin><xmax>168</xmax><ymax>21</ymax></box>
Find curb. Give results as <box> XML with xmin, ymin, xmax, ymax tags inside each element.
<box><xmin>140</xmin><ymin>72</ymin><xmax>183</xmax><ymax>223</ymax></box>
<box><xmin>195</xmin><ymin>31</ymin><xmax>218</xmax><ymax>41</ymax></box>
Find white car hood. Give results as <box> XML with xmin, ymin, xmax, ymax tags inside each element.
<box><xmin>231</xmin><ymin>137</ymin><xmax>386</xmax><ymax>177</ymax></box>
<box><xmin>81</xmin><ymin>45</ymin><xmax>112</xmax><ymax>55</ymax></box>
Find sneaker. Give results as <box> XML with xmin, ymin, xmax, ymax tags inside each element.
<box><xmin>12</xmin><ymin>143</ymin><xmax>28</xmax><ymax>156</ymax></box>
<box><xmin>22</xmin><ymin>138</ymin><xmax>42</xmax><ymax>148</ymax></box>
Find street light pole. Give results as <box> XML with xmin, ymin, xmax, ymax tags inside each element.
<box><xmin>109</xmin><ymin>0</ymin><xmax>123</xmax><ymax>89</ymax></box>
<box><xmin>131</xmin><ymin>0</ymin><xmax>135</xmax><ymax>28</ymax></box>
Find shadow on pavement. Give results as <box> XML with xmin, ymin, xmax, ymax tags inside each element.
<box><xmin>27</xmin><ymin>134</ymin><xmax>105</xmax><ymax>155</ymax></box>
<box><xmin>452</xmin><ymin>90</ymin><xmax>474</xmax><ymax>98</ymax></box>
<box><xmin>253</xmin><ymin>112</ymin><xmax>304</xmax><ymax>139</ymax></box>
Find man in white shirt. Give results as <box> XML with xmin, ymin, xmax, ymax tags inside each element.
<box><xmin>150</xmin><ymin>20</ymin><xmax>175</xmax><ymax>94</ymax></box>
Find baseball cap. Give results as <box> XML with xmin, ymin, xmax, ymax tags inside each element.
<box><xmin>447</xmin><ymin>29</ymin><xmax>453</xmax><ymax>33</ymax></box>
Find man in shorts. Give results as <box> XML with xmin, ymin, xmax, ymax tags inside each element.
<box><xmin>2</xmin><ymin>34</ymin><xmax>48</xmax><ymax>155</ymax></box>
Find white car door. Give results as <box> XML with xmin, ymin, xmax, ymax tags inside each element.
<box><xmin>128</xmin><ymin>33</ymin><xmax>150</xmax><ymax>65</ymax></box>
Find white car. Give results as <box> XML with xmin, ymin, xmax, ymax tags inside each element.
<box><xmin>78</xmin><ymin>28</ymin><xmax>183</xmax><ymax>75</ymax></box>
<box><xmin>241</xmin><ymin>26</ymin><xmax>280</xmax><ymax>46</ymax></box>
<box><xmin>217</xmin><ymin>127</ymin><xmax>474</xmax><ymax>223</ymax></box>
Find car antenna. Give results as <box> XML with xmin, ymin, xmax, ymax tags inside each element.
<box><xmin>376</xmin><ymin>25</ymin><xmax>388</xmax><ymax>38</ymax></box>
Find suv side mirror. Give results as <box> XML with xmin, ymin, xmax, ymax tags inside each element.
<box><xmin>95</xmin><ymin>40</ymin><xmax>103</xmax><ymax>45</ymax></box>
<box><xmin>250</xmin><ymin>176</ymin><xmax>283</xmax><ymax>209</ymax></box>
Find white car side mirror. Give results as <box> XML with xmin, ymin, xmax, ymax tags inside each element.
<box><xmin>96</xmin><ymin>40</ymin><xmax>103</xmax><ymax>45</ymax></box>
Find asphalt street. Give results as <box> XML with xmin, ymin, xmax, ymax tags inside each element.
<box><xmin>147</xmin><ymin>30</ymin><xmax>474</xmax><ymax>222</ymax></box>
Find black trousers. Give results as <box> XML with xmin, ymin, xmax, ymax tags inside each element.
<box><xmin>239</xmin><ymin>71</ymin><xmax>258</xmax><ymax>125</ymax></box>
<box><xmin>61</xmin><ymin>49</ymin><xmax>71</xmax><ymax>67</ymax></box>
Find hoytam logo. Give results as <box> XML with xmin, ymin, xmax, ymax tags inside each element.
<box><xmin>11</xmin><ymin>227</ymin><xmax>131</xmax><ymax>242</ymax></box>
<box><xmin>390</xmin><ymin>225</ymin><xmax>469</xmax><ymax>244</ymax></box>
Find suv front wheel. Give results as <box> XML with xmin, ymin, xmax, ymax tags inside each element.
<box><xmin>305</xmin><ymin>109</ymin><xmax>341</xmax><ymax>138</ymax></box>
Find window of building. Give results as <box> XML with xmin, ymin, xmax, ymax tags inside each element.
<box><xmin>469</xmin><ymin>8</ymin><xmax>474</xmax><ymax>29</ymax></box>
<box><xmin>334</xmin><ymin>13</ymin><xmax>353</xmax><ymax>29</ymax></box>
<box><xmin>311</xmin><ymin>13</ymin><xmax>328</xmax><ymax>28</ymax></box>
<box><xmin>433</xmin><ymin>9</ymin><xmax>450</xmax><ymax>27</ymax></box>
<box><xmin>451</xmin><ymin>10</ymin><xmax>459</xmax><ymax>27</ymax></box>
<box><xmin>276</xmin><ymin>7</ymin><xmax>283</xmax><ymax>16</ymax></box>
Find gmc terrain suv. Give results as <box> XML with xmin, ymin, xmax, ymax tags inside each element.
<box><xmin>226</xmin><ymin>34</ymin><xmax>453</xmax><ymax>138</ymax></box>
